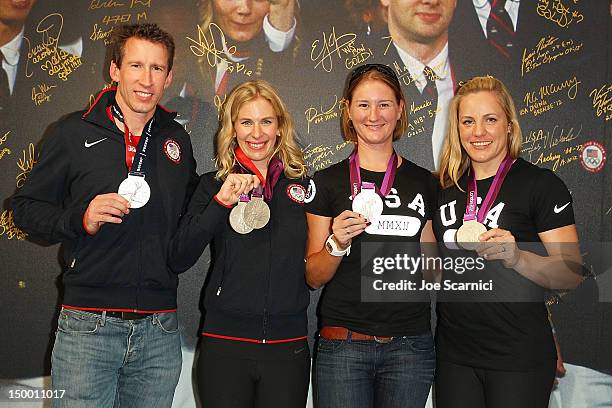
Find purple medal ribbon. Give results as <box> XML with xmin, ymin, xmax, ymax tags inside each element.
<box><xmin>251</xmin><ymin>186</ymin><xmax>264</xmax><ymax>199</ymax></box>
<box><xmin>238</xmin><ymin>193</ymin><xmax>250</xmax><ymax>203</ymax></box>
<box><xmin>348</xmin><ymin>148</ymin><xmax>398</xmax><ymax>200</ymax></box>
<box><xmin>233</xmin><ymin>155</ymin><xmax>284</xmax><ymax>202</ymax></box>
<box><xmin>463</xmin><ymin>154</ymin><xmax>514</xmax><ymax>223</ymax></box>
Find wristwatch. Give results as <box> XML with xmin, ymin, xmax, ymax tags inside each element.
<box><xmin>325</xmin><ymin>234</ymin><xmax>351</xmax><ymax>257</ymax></box>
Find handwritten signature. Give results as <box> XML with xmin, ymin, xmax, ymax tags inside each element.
<box><xmin>304</xmin><ymin>95</ymin><xmax>344</xmax><ymax>133</ymax></box>
<box><xmin>311</xmin><ymin>27</ymin><xmax>357</xmax><ymax>73</ymax></box>
<box><xmin>521</xmin><ymin>36</ymin><xmax>583</xmax><ymax>77</ymax></box>
<box><xmin>31</xmin><ymin>83</ymin><xmax>57</xmax><ymax>106</ymax></box>
<box><xmin>25</xmin><ymin>13</ymin><xmax>82</xmax><ymax>81</ymax></box>
<box><xmin>187</xmin><ymin>23</ymin><xmax>253</xmax><ymax>77</ymax></box>
<box><xmin>0</xmin><ymin>131</ymin><xmax>10</xmax><ymax>160</ymax></box>
<box><xmin>16</xmin><ymin>143</ymin><xmax>37</xmax><ymax>189</ymax></box>
<box><xmin>537</xmin><ymin>0</ymin><xmax>584</xmax><ymax>29</ymax></box>
<box><xmin>0</xmin><ymin>210</ymin><xmax>27</xmax><ymax>240</ymax></box>
<box><xmin>90</xmin><ymin>23</ymin><xmax>114</xmax><ymax>44</ymax></box>
<box><xmin>589</xmin><ymin>84</ymin><xmax>612</xmax><ymax>120</ymax></box>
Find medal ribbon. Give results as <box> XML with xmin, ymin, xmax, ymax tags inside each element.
<box><xmin>464</xmin><ymin>153</ymin><xmax>514</xmax><ymax>223</ymax></box>
<box><xmin>110</xmin><ymin>102</ymin><xmax>154</xmax><ymax>174</ymax></box>
<box><xmin>234</xmin><ymin>146</ymin><xmax>284</xmax><ymax>202</ymax></box>
<box><xmin>348</xmin><ymin>148</ymin><xmax>398</xmax><ymax>200</ymax></box>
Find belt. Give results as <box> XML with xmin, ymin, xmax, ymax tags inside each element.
<box><xmin>319</xmin><ymin>326</ymin><xmax>394</xmax><ymax>344</ymax></box>
<box><xmin>87</xmin><ymin>310</ymin><xmax>155</xmax><ymax>320</ymax></box>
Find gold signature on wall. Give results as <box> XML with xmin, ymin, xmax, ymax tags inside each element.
<box><xmin>16</xmin><ymin>143</ymin><xmax>37</xmax><ymax>189</ymax></box>
<box><xmin>522</xmin><ymin>124</ymin><xmax>583</xmax><ymax>172</ymax></box>
<box><xmin>31</xmin><ymin>83</ymin><xmax>57</xmax><ymax>106</ymax></box>
<box><xmin>0</xmin><ymin>210</ymin><xmax>27</xmax><ymax>240</ymax></box>
<box><xmin>519</xmin><ymin>75</ymin><xmax>580</xmax><ymax>117</ymax></box>
<box><xmin>304</xmin><ymin>95</ymin><xmax>342</xmax><ymax>133</ymax></box>
<box><xmin>88</xmin><ymin>0</ymin><xmax>151</xmax><ymax>10</ymax></box>
<box><xmin>311</xmin><ymin>27</ymin><xmax>357</xmax><ymax>73</ymax></box>
<box><xmin>187</xmin><ymin>23</ymin><xmax>254</xmax><ymax>77</ymax></box>
<box><xmin>536</xmin><ymin>0</ymin><xmax>584</xmax><ymax>29</ymax></box>
<box><xmin>589</xmin><ymin>84</ymin><xmax>612</xmax><ymax>122</ymax></box>
<box><xmin>0</xmin><ymin>131</ymin><xmax>11</xmax><ymax>161</ymax></box>
<box><xmin>25</xmin><ymin>13</ymin><xmax>83</xmax><ymax>82</ymax></box>
<box><xmin>303</xmin><ymin>141</ymin><xmax>352</xmax><ymax>171</ymax></box>
<box><xmin>521</xmin><ymin>36</ymin><xmax>583</xmax><ymax>77</ymax></box>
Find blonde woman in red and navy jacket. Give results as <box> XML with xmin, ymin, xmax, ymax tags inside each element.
<box><xmin>169</xmin><ymin>80</ymin><xmax>310</xmax><ymax>408</ymax></box>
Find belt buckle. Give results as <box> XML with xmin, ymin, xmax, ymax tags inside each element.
<box><xmin>374</xmin><ymin>336</ymin><xmax>393</xmax><ymax>344</ymax></box>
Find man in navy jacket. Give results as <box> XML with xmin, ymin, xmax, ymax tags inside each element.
<box><xmin>12</xmin><ymin>23</ymin><xmax>198</xmax><ymax>407</ymax></box>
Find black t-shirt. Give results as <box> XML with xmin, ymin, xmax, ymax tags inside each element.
<box><xmin>306</xmin><ymin>157</ymin><xmax>437</xmax><ymax>336</ymax></box>
<box><xmin>432</xmin><ymin>158</ymin><xmax>575</xmax><ymax>370</ymax></box>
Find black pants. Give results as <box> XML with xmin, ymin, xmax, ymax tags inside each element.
<box><xmin>435</xmin><ymin>359</ymin><xmax>556</xmax><ymax>408</ymax></box>
<box><xmin>197</xmin><ymin>336</ymin><xmax>311</xmax><ymax>408</ymax></box>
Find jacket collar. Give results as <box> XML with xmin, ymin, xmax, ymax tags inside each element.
<box><xmin>82</xmin><ymin>88</ymin><xmax>177</xmax><ymax>134</ymax></box>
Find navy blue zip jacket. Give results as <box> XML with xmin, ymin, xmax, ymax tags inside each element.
<box><xmin>12</xmin><ymin>89</ymin><xmax>198</xmax><ymax>311</ymax></box>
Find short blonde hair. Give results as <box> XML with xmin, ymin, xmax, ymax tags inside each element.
<box><xmin>438</xmin><ymin>76</ymin><xmax>522</xmax><ymax>189</ymax></box>
<box><xmin>215</xmin><ymin>80</ymin><xmax>307</xmax><ymax>180</ymax></box>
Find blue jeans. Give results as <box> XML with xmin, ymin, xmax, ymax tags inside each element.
<box><xmin>315</xmin><ymin>331</ymin><xmax>435</xmax><ymax>408</ymax></box>
<box><xmin>51</xmin><ymin>308</ymin><xmax>182</xmax><ymax>408</ymax></box>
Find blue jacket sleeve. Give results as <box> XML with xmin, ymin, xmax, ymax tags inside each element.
<box><xmin>11</xmin><ymin>121</ymin><xmax>88</xmax><ymax>244</ymax></box>
<box><xmin>168</xmin><ymin>173</ymin><xmax>232</xmax><ymax>273</ymax></box>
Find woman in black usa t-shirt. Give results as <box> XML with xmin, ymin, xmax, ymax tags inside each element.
<box><xmin>305</xmin><ymin>64</ymin><xmax>437</xmax><ymax>408</ymax></box>
<box><xmin>432</xmin><ymin>76</ymin><xmax>583</xmax><ymax>408</ymax></box>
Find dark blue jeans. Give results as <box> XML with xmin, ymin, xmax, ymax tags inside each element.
<box><xmin>315</xmin><ymin>331</ymin><xmax>435</xmax><ymax>408</ymax></box>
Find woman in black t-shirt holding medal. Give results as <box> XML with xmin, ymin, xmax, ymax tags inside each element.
<box><xmin>305</xmin><ymin>64</ymin><xmax>437</xmax><ymax>408</ymax></box>
<box><xmin>433</xmin><ymin>76</ymin><xmax>583</xmax><ymax>408</ymax></box>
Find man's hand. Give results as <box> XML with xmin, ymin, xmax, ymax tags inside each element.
<box><xmin>269</xmin><ymin>0</ymin><xmax>296</xmax><ymax>32</ymax></box>
<box><xmin>83</xmin><ymin>193</ymin><xmax>130</xmax><ymax>235</ymax></box>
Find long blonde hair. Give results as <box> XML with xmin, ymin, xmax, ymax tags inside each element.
<box><xmin>215</xmin><ymin>80</ymin><xmax>307</xmax><ymax>180</ymax></box>
<box><xmin>438</xmin><ymin>76</ymin><xmax>522</xmax><ymax>189</ymax></box>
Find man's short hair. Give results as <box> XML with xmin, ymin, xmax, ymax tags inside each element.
<box><xmin>111</xmin><ymin>23</ymin><xmax>175</xmax><ymax>71</ymax></box>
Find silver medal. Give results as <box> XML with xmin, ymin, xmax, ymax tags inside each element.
<box><xmin>118</xmin><ymin>174</ymin><xmax>150</xmax><ymax>208</ymax></box>
<box><xmin>229</xmin><ymin>201</ymin><xmax>253</xmax><ymax>234</ymax></box>
<box><xmin>456</xmin><ymin>220</ymin><xmax>487</xmax><ymax>251</ymax></box>
<box><xmin>352</xmin><ymin>189</ymin><xmax>384</xmax><ymax>222</ymax></box>
<box><xmin>243</xmin><ymin>197</ymin><xmax>270</xmax><ymax>229</ymax></box>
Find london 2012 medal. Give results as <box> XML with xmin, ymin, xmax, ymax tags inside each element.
<box><xmin>118</xmin><ymin>173</ymin><xmax>150</xmax><ymax>208</ymax></box>
<box><xmin>352</xmin><ymin>188</ymin><xmax>383</xmax><ymax>222</ymax></box>
<box><xmin>456</xmin><ymin>220</ymin><xmax>487</xmax><ymax>251</ymax></box>
<box><xmin>243</xmin><ymin>197</ymin><xmax>270</xmax><ymax>229</ymax></box>
<box><xmin>229</xmin><ymin>196</ymin><xmax>253</xmax><ymax>234</ymax></box>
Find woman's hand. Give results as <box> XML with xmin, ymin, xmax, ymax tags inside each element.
<box><xmin>216</xmin><ymin>174</ymin><xmax>261</xmax><ymax>206</ymax></box>
<box><xmin>331</xmin><ymin>210</ymin><xmax>368</xmax><ymax>249</ymax></box>
<box><xmin>477</xmin><ymin>228</ymin><xmax>522</xmax><ymax>268</ymax></box>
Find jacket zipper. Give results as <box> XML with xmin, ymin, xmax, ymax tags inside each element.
<box><xmin>262</xmin><ymin>216</ymin><xmax>272</xmax><ymax>343</ymax></box>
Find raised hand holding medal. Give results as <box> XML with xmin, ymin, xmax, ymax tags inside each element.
<box><xmin>456</xmin><ymin>154</ymin><xmax>514</xmax><ymax>251</ymax></box>
<box><xmin>349</xmin><ymin>148</ymin><xmax>398</xmax><ymax>223</ymax></box>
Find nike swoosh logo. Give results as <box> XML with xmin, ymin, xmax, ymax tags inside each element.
<box><xmin>84</xmin><ymin>138</ymin><xmax>108</xmax><ymax>148</ymax></box>
<box><xmin>293</xmin><ymin>347</ymin><xmax>305</xmax><ymax>354</ymax></box>
<box><xmin>554</xmin><ymin>202</ymin><xmax>570</xmax><ymax>213</ymax></box>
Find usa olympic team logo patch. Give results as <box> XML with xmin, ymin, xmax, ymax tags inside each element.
<box><xmin>164</xmin><ymin>139</ymin><xmax>181</xmax><ymax>164</ymax></box>
<box><xmin>580</xmin><ymin>140</ymin><xmax>606</xmax><ymax>173</ymax></box>
<box><xmin>287</xmin><ymin>184</ymin><xmax>306</xmax><ymax>203</ymax></box>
